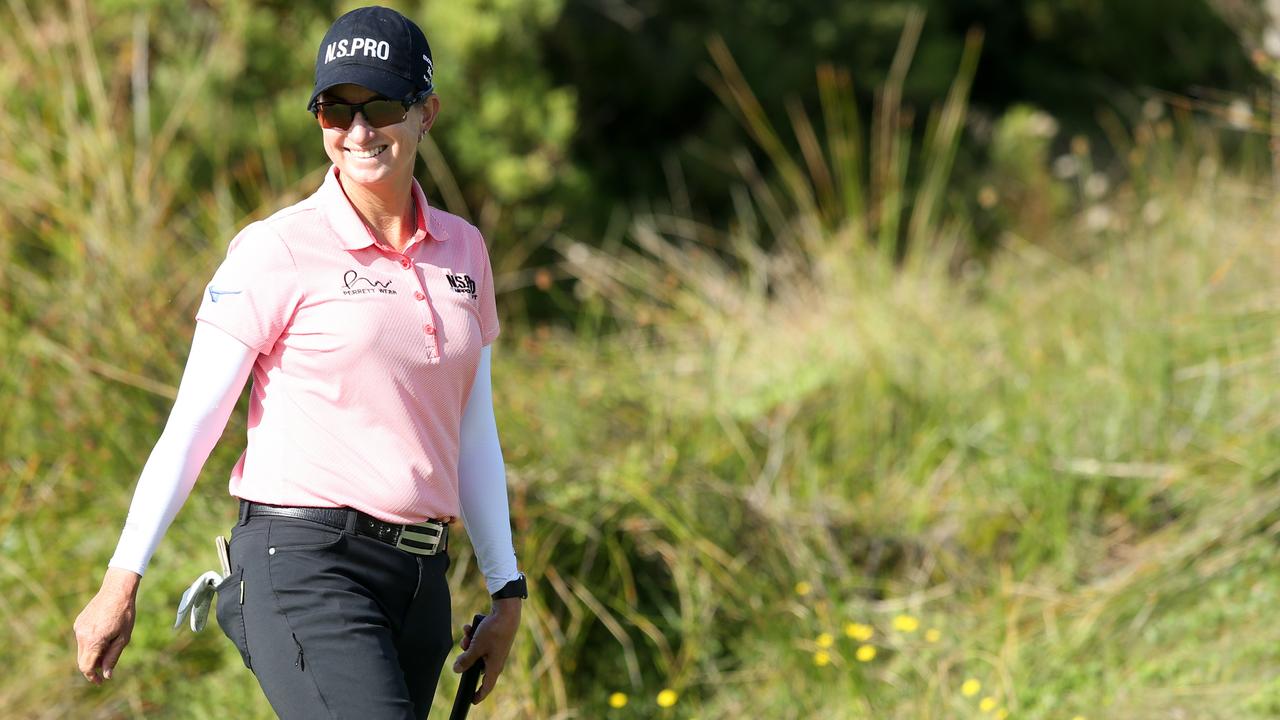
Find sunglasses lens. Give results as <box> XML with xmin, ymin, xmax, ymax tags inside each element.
<box><xmin>362</xmin><ymin>100</ymin><xmax>407</xmax><ymax>128</ymax></box>
<box><xmin>316</xmin><ymin>104</ymin><xmax>354</xmax><ymax>130</ymax></box>
<box><xmin>315</xmin><ymin>100</ymin><xmax>406</xmax><ymax>129</ymax></box>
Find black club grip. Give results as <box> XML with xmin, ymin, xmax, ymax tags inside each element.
<box><xmin>449</xmin><ymin>613</ymin><xmax>487</xmax><ymax>720</ymax></box>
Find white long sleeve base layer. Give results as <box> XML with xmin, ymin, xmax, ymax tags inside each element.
<box><xmin>107</xmin><ymin>322</ymin><xmax>522</xmax><ymax>595</ymax></box>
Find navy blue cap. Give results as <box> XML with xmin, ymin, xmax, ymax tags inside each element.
<box><xmin>309</xmin><ymin>6</ymin><xmax>433</xmax><ymax>110</ymax></box>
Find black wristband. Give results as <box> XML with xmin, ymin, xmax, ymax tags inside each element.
<box><xmin>491</xmin><ymin>572</ymin><xmax>527</xmax><ymax>600</ymax></box>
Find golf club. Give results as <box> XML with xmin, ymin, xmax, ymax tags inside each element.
<box><xmin>449</xmin><ymin>613</ymin><xmax>486</xmax><ymax>719</ymax></box>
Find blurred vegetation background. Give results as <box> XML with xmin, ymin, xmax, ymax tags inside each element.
<box><xmin>1</xmin><ymin>0</ymin><xmax>1277</xmax><ymax>717</ymax></box>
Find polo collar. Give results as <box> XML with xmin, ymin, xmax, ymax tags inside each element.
<box><xmin>321</xmin><ymin>165</ymin><xmax>449</xmax><ymax>251</ymax></box>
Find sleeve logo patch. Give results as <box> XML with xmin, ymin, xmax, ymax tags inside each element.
<box><xmin>208</xmin><ymin>288</ymin><xmax>242</xmax><ymax>303</ymax></box>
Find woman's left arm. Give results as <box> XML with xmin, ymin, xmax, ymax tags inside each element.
<box><xmin>454</xmin><ymin>344</ymin><xmax>522</xmax><ymax>703</ymax></box>
<box><xmin>457</xmin><ymin>345</ymin><xmax>521</xmax><ymax>593</ymax></box>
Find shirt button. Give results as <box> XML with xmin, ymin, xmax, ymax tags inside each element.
<box><xmin>414</xmin><ymin>291</ymin><xmax>425</xmax><ymax>301</ymax></box>
<box><xmin>400</xmin><ymin>258</ymin><xmax>411</xmax><ymax>269</ymax></box>
<box><xmin>424</xmin><ymin>325</ymin><xmax>436</xmax><ymax>335</ymax></box>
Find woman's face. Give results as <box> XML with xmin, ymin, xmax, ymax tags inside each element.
<box><xmin>317</xmin><ymin>83</ymin><xmax>439</xmax><ymax>189</ymax></box>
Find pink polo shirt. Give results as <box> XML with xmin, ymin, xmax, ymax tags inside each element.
<box><xmin>194</xmin><ymin>166</ymin><xmax>499</xmax><ymax>524</ymax></box>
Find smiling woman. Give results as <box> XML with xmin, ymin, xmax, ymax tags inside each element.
<box><xmin>314</xmin><ymin>82</ymin><xmax>438</xmax><ymax>213</ymax></box>
<box><xmin>72</xmin><ymin>6</ymin><xmax>527</xmax><ymax>719</ymax></box>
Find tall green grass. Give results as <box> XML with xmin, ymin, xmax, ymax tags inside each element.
<box><xmin>2</xmin><ymin>2</ymin><xmax>1278</xmax><ymax>719</ymax></box>
<box><xmin>545</xmin><ymin>35</ymin><xmax>1278</xmax><ymax>717</ymax></box>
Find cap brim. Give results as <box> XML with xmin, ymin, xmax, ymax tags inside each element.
<box><xmin>309</xmin><ymin>63</ymin><xmax>416</xmax><ymax>109</ymax></box>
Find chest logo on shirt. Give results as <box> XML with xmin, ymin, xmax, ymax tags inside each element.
<box><xmin>343</xmin><ymin>270</ymin><xmax>397</xmax><ymax>296</ymax></box>
<box><xmin>444</xmin><ymin>272</ymin><xmax>477</xmax><ymax>299</ymax></box>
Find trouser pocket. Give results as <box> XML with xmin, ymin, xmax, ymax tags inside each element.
<box><xmin>214</xmin><ymin>566</ymin><xmax>252</xmax><ymax>670</ymax></box>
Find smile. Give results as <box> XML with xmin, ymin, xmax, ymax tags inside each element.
<box><xmin>346</xmin><ymin>145</ymin><xmax>388</xmax><ymax>159</ymax></box>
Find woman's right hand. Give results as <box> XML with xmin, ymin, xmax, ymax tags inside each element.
<box><xmin>74</xmin><ymin>568</ymin><xmax>141</xmax><ymax>685</ymax></box>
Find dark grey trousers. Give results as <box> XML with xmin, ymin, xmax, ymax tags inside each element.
<box><xmin>215</xmin><ymin>501</ymin><xmax>453</xmax><ymax>719</ymax></box>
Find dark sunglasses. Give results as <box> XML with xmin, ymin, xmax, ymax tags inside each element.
<box><xmin>312</xmin><ymin>93</ymin><xmax>425</xmax><ymax>130</ymax></box>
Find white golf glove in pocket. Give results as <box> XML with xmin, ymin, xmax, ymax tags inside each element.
<box><xmin>173</xmin><ymin>570</ymin><xmax>224</xmax><ymax>632</ymax></box>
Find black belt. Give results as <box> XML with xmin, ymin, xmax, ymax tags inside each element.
<box><xmin>241</xmin><ymin>500</ymin><xmax>449</xmax><ymax>556</ymax></box>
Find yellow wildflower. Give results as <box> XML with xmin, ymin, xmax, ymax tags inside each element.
<box><xmin>657</xmin><ymin>689</ymin><xmax>678</xmax><ymax>708</ymax></box>
<box><xmin>855</xmin><ymin>644</ymin><xmax>877</xmax><ymax>662</ymax></box>
<box><xmin>813</xmin><ymin>651</ymin><xmax>831</xmax><ymax>667</ymax></box>
<box><xmin>608</xmin><ymin>692</ymin><xmax>628</xmax><ymax>709</ymax></box>
<box><xmin>995</xmin><ymin>710</ymin><xmax>1009</xmax><ymax>719</ymax></box>
<box><xmin>892</xmin><ymin>614</ymin><xmax>920</xmax><ymax>633</ymax></box>
<box><xmin>980</xmin><ymin>696</ymin><xmax>997</xmax><ymax>712</ymax></box>
<box><xmin>1071</xmin><ymin>716</ymin><xmax>1086</xmax><ymax>720</ymax></box>
<box><xmin>924</xmin><ymin>628</ymin><xmax>941</xmax><ymax>643</ymax></box>
<box><xmin>794</xmin><ymin>581</ymin><xmax>813</xmax><ymax>597</ymax></box>
<box><xmin>977</xmin><ymin>186</ymin><xmax>1000</xmax><ymax>209</ymax></box>
<box><xmin>816</xmin><ymin>632</ymin><xmax>834</xmax><ymax>648</ymax></box>
<box><xmin>961</xmin><ymin>678</ymin><xmax>981</xmax><ymax>697</ymax></box>
<box><xmin>844</xmin><ymin>622</ymin><xmax>874</xmax><ymax>641</ymax></box>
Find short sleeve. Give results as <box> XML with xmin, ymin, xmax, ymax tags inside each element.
<box><xmin>195</xmin><ymin>222</ymin><xmax>301</xmax><ymax>355</ymax></box>
<box><xmin>474</xmin><ymin>227</ymin><xmax>500</xmax><ymax>346</ymax></box>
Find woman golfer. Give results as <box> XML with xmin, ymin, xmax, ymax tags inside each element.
<box><xmin>73</xmin><ymin>6</ymin><xmax>526</xmax><ymax>717</ymax></box>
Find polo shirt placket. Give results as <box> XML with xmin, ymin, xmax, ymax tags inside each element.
<box><xmin>331</xmin><ymin>174</ymin><xmax>453</xmax><ymax>363</ymax></box>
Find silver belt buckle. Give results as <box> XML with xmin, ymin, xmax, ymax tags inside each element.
<box><xmin>394</xmin><ymin>520</ymin><xmax>446</xmax><ymax>555</ymax></box>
